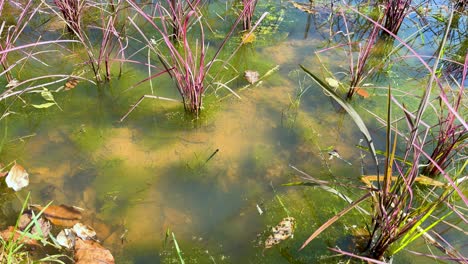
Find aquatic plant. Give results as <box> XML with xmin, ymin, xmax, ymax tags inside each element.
<box><xmin>344</xmin><ymin>12</ymin><xmax>381</xmax><ymax>100</ymax></box>
<box><xmin>296</xmin><ymin>6</ymin><xmax>467</xmax><ymax>259</ymax></box>
<box><xmin>53</xmin><ymin>0</ymin><xmax>84</xmax><ymax>34</ymax></box>
<box><xmin>0</xmin><ymin>0</ymin><xmax>80</xmax><ymax>106</ymax></box>
<box><xmin>125</xmin><ymin>0</ymin><xmax>266</xmax><ymax>116</ymax></box>
<box><xmin>421</xmin><ymin>56</ymin><xmax>467</xmax><ymax>177</ymax></box>
<box><xmin>165</xmin><ymin>0</ymin><xmax>202</xmax><ymax>42</ymax></box>
<box><xmin>0</xmin><ymin>0</ymin><xmax>38</xmax><ymax>83</ymax></box>
<box><xmin>381</xmin><ymin>0</ymin><xmax>412</xmax><ymax>38</ymax></box>
<box><xmin>298</xmin><ymin>67</ymin><xmax>467</xmax><ymax>262</ymax></box>
<box><xmin>327</xmin><ymin>0</ymin><xmax>413</xmax><ymax>100</ymax></box>
<box><xmin>126</xmin><ymin>0</ymin><xmax>208</xmax><ymax>115</ymax></box>
<box><xmin>95</xmin><ymin>0</ymin><xmax>128</xmax><ymax>81</ymax></box>
<box><xmin>47</xmin><ymin>0</ymin><xmax>127</xmax><ymax>82</ymax></box>
<box><xmin>242</xmin><ymin>0</ymin><xmax>258</xmax><ymax>30</ymax></box>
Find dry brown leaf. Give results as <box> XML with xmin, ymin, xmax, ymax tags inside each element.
<box><xmin>265</xmin><ymin>217</ymin><xmax>296</xmax><ymax>249</ymax></box>
<box><xmin>0</xmin><ymin>226</ymin><xmax>39</xmax><ymax>246</ymax></box>
<box><xmin>355</xmin><ymin>88</ymin><xmax>370</xmax><ymax>98</ymax></box>
<box><xmin>31</xmin><ymin>204</ymin><xmax>82</xmax><ymax>227</ymax></box>
<box><xmin>17</xmin><ymin>213</ymin><xmax>51</xmax><ymax>237</ymax></box>
<box><xmin>74</xmin><ymin>238</ymin><xmax>115</xmax><ymax>264</ymax></box>
<box><xmin>5</xmin><ymin>164</ymin><xmax>29</xmax><ymax>191</ymax></box>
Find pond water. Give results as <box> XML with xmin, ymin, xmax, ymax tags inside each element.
<box><xmin>0</xmin><ymin>0</ymin><xmax>466</xmax><ymax>263</ymax></box>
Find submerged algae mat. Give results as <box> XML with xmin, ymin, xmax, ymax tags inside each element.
<box><xmin>0</xmin><ymin>61</ymin><xmax>370</xmax><ymax>263</ymax></box>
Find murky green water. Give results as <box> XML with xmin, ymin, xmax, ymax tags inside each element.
<box><xmin>0</xmin><ymin>0</ymin><xmax>466</xmax><ymax>263</ymax></box>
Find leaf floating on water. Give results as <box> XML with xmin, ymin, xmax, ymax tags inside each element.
<box><xmin>265</xmin><ymin>217</ymin><xmax>296</xmax><ymax>249</ymax></box>
<box><xmin>355</xmin><ymin>88</ymin><xmax>370</xmax><ymax>98</ymax></box>
<box><xmin>74</xmin><ymin>238</ymin><xmax>115</xmax><ymax>264</ymax></box>
<box><xmin>32</xmin><ymin>102</ymin><xmax>57</xmax><ymax>109</ymax></box>
<box><xmin>5</xmin><ymin>164</ymin><xmax>29</xmax><ymax>191</ymax></box>
<box><xmin>290</xmin><ymin>1</ymin><xmax>317</xmax><ymax>14</ymax></box>
<box><xmin>241</xmin><ymin>32</ymin><xmax>256</xmax><ymax>44</ymax></box>
<box><xmin>32</xmin><ymin>88</ymin><xmax>57</xmax><ymax>108</ymax></box>
<box><xmin>361</xmin><ymin>175</ymin><xmax>446</xmax><ymax>188</ymax></box>
<box><xmin>41</xmin><ymin>88</ymin><xmax>55</xmax><ymax>102</ymax></box>
<box><xmin>73</xmin><ymin>223</ymin><xmax>97</xmax><ymax>240</ymax></box>
<box><xmin>31</xmin><ymin>204</ymin><xmax>83</xmax><ymax>227</ymax></box>
<box><xmin>64</xmin><ymin>78</ymin><xmax>79</xmax><ymax>90</ymax></box>
<box><xmin>244</xmin><ymin>70</ymin><xmax>259</xmax><ymax>84</ymax></box>
<box><xmin>57</xmin><ymin>228</ymin><xmax>76</xmax><ymax>249</ymax></box>
<box><xmin>325</xmin><ymin>77</ymin><xmax>340</xmax><ymax>88</ymax></box>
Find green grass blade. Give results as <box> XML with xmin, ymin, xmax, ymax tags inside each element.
<box><xmin>172</xmin><ymin>232</ymin><xmax>185</xmax><ymax>264</ymax></box>
<box><xmin>300</xmin><ymin>65</ymin><xmax>379</xmax><ymax>176</ymax></box>
<box><xmin>394</xmin><ymin>210</ymin><xmax>451</xmax><ymax>254</ymax></box>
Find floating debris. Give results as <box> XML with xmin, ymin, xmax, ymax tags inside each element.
<box><xmin>5</xmin><ymin>164</ymin><xmax>29</xmax><ymax>191</ymax></box>
<box><xmin>290</xmin><ymin>1</ymin><xmax>317</xmax><ymax>14</ymax></box>
<box><xmin>265</xmin><ymin>217</ymin><xmax>296</xmax><ymax>249</ymax></box>
<box><xmin>241</xmin><ymin>32</ymin><xmax>256</xmax><ymax>44</ymax></box>
<box><xmin>325</xmin><ymin>77</ymin><xmax>340</xmax><ymax>88</ymax></box>
<box><xmin>256</xmin><ymin>204</ymin><xmax>264</xmax><ymax>215</ymax></box>
<box><xmin>73</xmin><ymin>223</ymin><xmax>97</xmax><ymax>241</ymax></box>
<box><xmin>6</xmin><ymin>79</ymin><xmax>19</xmax><ymax>88</ymax></box>
<box><xmin>57</xmin><ymin>229</ymin><xmax>76</xmax><ymax>249</ymax></box>
<box><xmin>244</xmin><ymin>70</ymin><xmax>259</xmax><ymax>84</ymax></box>
<box><xmin>355</xmin><ymin>88</ymin><xmax>370</xmax><ymax>98</ymax></box>
<box><xmin>64</xmin><ymin>78</ymin><xmax>80</xmax><ymax>90</ymax></box>
<box><xmin>328</xmin><ymin>149</ymin><xmax>352</xmax><ymax>165</ymax></box>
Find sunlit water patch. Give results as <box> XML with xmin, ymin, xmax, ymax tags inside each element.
<box><xmin>0</xmin><ymin>0</ymin><xmax>465</xmax><ymax>262</ymax></box>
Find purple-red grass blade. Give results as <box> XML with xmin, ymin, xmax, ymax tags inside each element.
<box><xmin>328</xmin><ymin>247</ymin><xmax>388</xmax><ymax>264</ymax></box>
<box><xmin>299</xmin><ymin>193</ymin><xmax>371</xmax><ymax>250</ymax></box>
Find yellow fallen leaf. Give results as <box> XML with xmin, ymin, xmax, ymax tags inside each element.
<box><xmin>241</xmin><ymin>32</ymin><xmax>256</xmax><ymax>44</ymax></box>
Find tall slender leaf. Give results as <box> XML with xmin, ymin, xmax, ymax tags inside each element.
<box><xmin>300</xmin><ymin>65</ymin><xmax>380</xmax><ymax>176</ymax></box>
